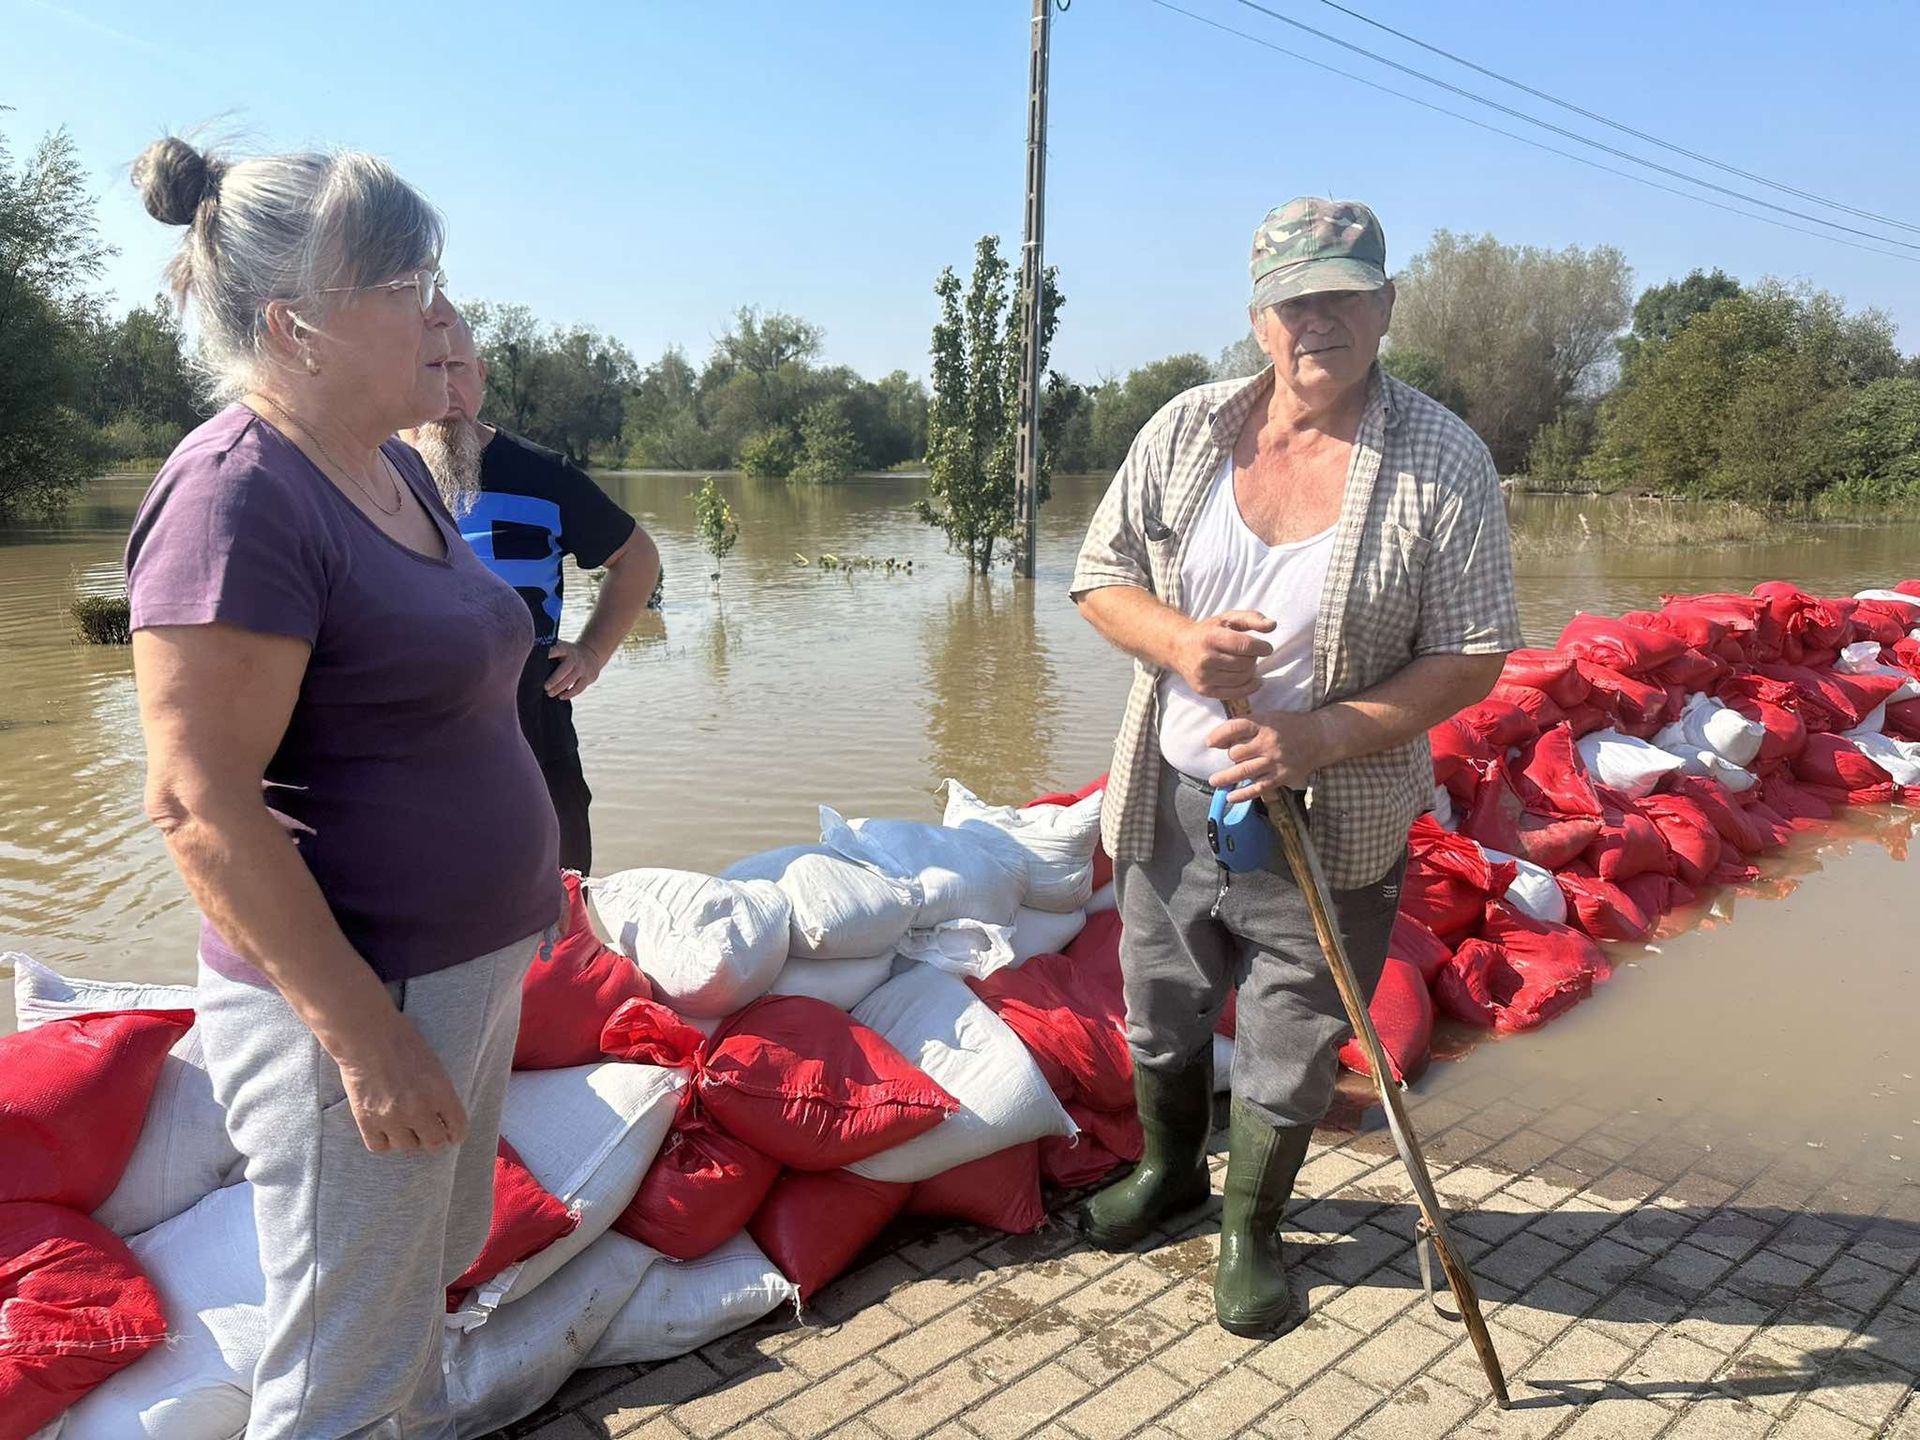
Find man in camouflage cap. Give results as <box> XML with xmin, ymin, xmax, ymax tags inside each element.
<box><xmin>1070</xmin><ymin>199</ymin><xmax>1521</xmax><ymax>1336</ymax></box>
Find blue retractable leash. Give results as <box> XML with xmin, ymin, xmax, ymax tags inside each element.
<box><xmin>1205</xmin><ymin>784</ymin><xmax>1275</xmax><ymax>918</ymax></box>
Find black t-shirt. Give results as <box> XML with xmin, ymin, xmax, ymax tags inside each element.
<box><xmin>456</xmin><ymin>428</ymin><xmax>637</xmax><ymax>647</ymax></box>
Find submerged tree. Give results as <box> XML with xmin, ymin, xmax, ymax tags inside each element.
<box><xmin>920</xmin><ymin>235</ymin><xmax>1062</xmax><ymax>573</ymax></box>
<box><xmin>692</xmin><ymin>476</ymin><xmax>739</xmax><ymax>583</ymax></box>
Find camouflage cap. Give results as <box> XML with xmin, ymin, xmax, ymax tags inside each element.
<box><xmin>1250</xmin><ymin>198</ymin><xmax>1388</xmax><ymax>310</ymax></box>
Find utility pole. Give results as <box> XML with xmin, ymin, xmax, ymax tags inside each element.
<box><xmin>1013</xmin><ymin>0</ymin><xmax>1054</xmax><ymax>580</ymax></box>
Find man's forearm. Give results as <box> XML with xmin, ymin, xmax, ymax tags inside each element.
<box><xmin>576</xmin><ymin>530</ymin><xmax>660</xmax><ymax>662</ymax></box>
<box><xmin>1309</xmin><ymin>652</ymin><xmax>1506</xmax><ymax>767</ymax></box>
<box><xmin>1076</xmin><ymin>585</ymin><xmax>1187</xmax><ymax>671</ymax></box>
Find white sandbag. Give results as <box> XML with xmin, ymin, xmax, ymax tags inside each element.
<box><xmin>820</xmin><ymin>805</ymin><xmax>1027</xmax><ymax>928</ymax></box>
<box><xmin>1849</xmin><ymin>730</ymin><xmax>1920</xmax><ymax>786</ymax></box>
<box><xmin>1009</xmin><ymin>906</ymin><xmax>1086</xmax><ymax>965</ymax></box>
<box><xmin>1676</xmin><ymin>693</ymin><xmax>1765</xmax><ymax>768</ymax></box>
<box><xmin>446</xmin><ymin>1229</ymin><xmax>656</xmax><ymax>1438</ymax></box>
<box><xmin>1478</xmin><ymin>846</ymin><xmax>1568</xmax><ymax>926</ymax></box>
<box><xmin>1854</xmin><ymin>588</ymin><xmax>1920</xmax><ymax>610</ymax></box>
<box><xmin>584</xmin><ymin>1230</ymin><xmax>797</xmax><ymax>1367</ymax></box>
<box><xmin>720</xmin><ymin>845</ymin><xmax>916</xmax><ymax>960</ymax></box>
<box><xmin>1086</xmin><ymin>881</ymin><xmax>1117</xmax><ymax>915</ymax></box>
<box><xmin>11</xmin><ymin>956</ymin><xmax>244</xmax><ymax>1238</ymax></box>
<box><xmin>941</xmin><ymin>779</ymin><xmax>1102</xmax><ymax>912</ymax></box>
<box><xmin>587</xmin><ymin>869</ymin><xmax>790</xmax><ymax>1017</ymax></box>
<box><xmin>59</xmin><ymin>1182</ymin><xmax>261</xmax><ymax>1439</ymax></box>
<box><xmin>893</xmin><ymin>919</ymin><xmax>1016</xmax><ymax>979</ymax></box>
<box><xmin>767</xmin><ymin>951</ymin><xmax>895</xmax><ymax>1011</ymax></box>
<box><xmin>1576</xmin><ymin>728</ymin><xmax>1686</xmax><ymax>799</ymax></box>
<box><xmin>1212</xmin><ymin>1034</ymin><xmax>1234</xmax><ymax>1093</ymax></box>
<box><xmin>847</xmin><ymin>967</ymin><xmax>1075</xmax><ymax>1183</ymax></box>
<box><xmin>465</xmin><ymin>1061</ymin><xmax>684</xmax><ymax>1324</ymax></box>
<box><xmin>1855</xmin><ymin>702</ymin><xmax>1888</xmax><ymax>737</ymax></box>
<box><xmin>1649</xmin><ymin>734</ymin><xmax>1758</xmax><ymax>793</ymax></box>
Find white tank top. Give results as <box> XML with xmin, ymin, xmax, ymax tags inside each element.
<box><xmin>1157</xmin><ymin>457</ymin><xmax>1336</xmax><ymax>781</ymax></box>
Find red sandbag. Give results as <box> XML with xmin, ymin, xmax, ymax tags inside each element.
<box><xmin>1897</xmin><ymin>580</ymin><xmax>1920</xmax><ymax>598</ymax></box>
<box><xmin>698</xmin><ymin>997</ymin><xmax>959</xmax><ymax>1171</ymax></box>
<box><xmin>0</xmin><ymin>1202</ymin><xmax>169</xmax><ymax>1439</ymax></box>
<box><xmin>1887</xmin><ymin>699</ymin><xmax>1920</xmax><ymax>742</ymax></box>
<box><xmin>0</xmin><ymin>1009</ymin><xmax>194</xmax><ymax>1212</ymax></box>
<box><xmin>1042</xmin><ymin>1110</ymin><xmax>1137</xmax><ymax>1189</ymax></box>
<box><xmin>1793</xmin><ymin>733</ymin><xmax>1895</xmax><ymax>792</ymax></box>
<box><xmin>1584</xmin><ymin>798</ymin><xmax>1672</xmax><ymax>884</ymax></box>
<box><xmin>1556</xmin><ymin>865</ymin><xmax>1658</xmax><ymax>942</ymax></box>
<box><xmin>1621</xmin><ymin>870</ymin><xmax>1695</xmax><ymax>919</ymax></box>
<box><xmin>1336</xmin><ymin>956</ymin><xmax>1433</xmax><ymax>1083</ymax></box>
<box><xmin>1651</xmin><ymin>646</ymin><xmax>1729</xmax><ymax>693</ymax></box>
<box><xmin>615</xmin><ymin>1108</ymin><xmax>782</xmax><ymax>1260</ymax></box>
<box><xmin>749</xmin><ymin>1169</ymin><xmax>911</xmax><ymax>1300</ymax></box>
<box><xmin>1390</xmin><ymin>914</ymin><xmax>1453</xmax><ymax>986</ymax></box>
<box><xmin>1670</xmin><ymin>775</ymin><xmax>1773</xmax><ymax>855</ymax></box>
<box><xmin>1435</xmin><ymin>937</ymin><xmax>1596</xmax><ymax>1034</ymax></box>
<box><xmin>1455</xmin><ymin>757</ymin><xmax>1602</xmax><ymax>870</ymax></box>
<box><xmin>1754</xmin><ymin>663</ymin><xmax>1906</xmax><ymax>734</ymax></box>
<box><xmin>1576</xmin><ymin>661</ymin><xmax>1668</xmax><ymax>736</ymax></box>
<box><xmin>1739</xmin><ymin>795</ymin><xmax>1798</xmax><ymax>849</ymax></box>
<box><xmin>1559</xmin><ymin>614</ymin><xmax>1689</xmax><ymax>674</ymax></box>
<box><xmin>1499</xmin><ymin>649</ymin><xmax>1590</xmax><ymax>708</ymax></box>
<box><xmin>1758</xmin><ymin>771</ymin><xmax>1834</xmax><ymax>822</ymax></box>
<box><xmin>1720</xmin><ymin>694</ymin><xmax>1808</xmax><ymax>770</ymax></box>
<box><xmin>1559</xmin><ymin>699</ymin><xmax>1614</xmax><ymax>738</ymax></box>
<box><xmin>1849</xmin><ymin>603</ymin><xmax>1909</xmax><ymax>646</ymax></box>
<box><xmin>969</xmin><ymin>950</ymin><xmax>1133</xmax><ymax>1112</ymax></box>
<box><xmin>1429</xmin><ymin>717</ymin><xmax>1496</xmax><ymax>802</ymax></box>
<box><xmin>1513</xmin><ymin>725</ymin><xmax>1602</xmax><ymax>817</ymax></box>
<box><xmin>1482</xmin><ymin>900</ymin><xmax>1613</xmax><ymax>980</ymax></box>
<box><xmin>1404</xmin><ymin>815</ymin><xmax>1517</xmax><ymax>941</ymax></box>
<box><xmin>449</xmin><ymin>1140</ymin><xmax>578</xmax><ymax>1306</ymax></box>
<box><xmin>1710</xmin><ymin>857</ymin><xmax>1763</xmax><ymax>886</ymax></box>
<box><xmin>1489</xmin><ymin>682</ymin><xmax>1571</xmax><ymax>733</ymax></box>
<box><xmin>1452</xmin><ymin>698</ymin><xmax>1539</xmax><ymax>750</ymax></box>
<box><xmin>1636</xmin><ymin>793</ymin><xmax>1725</xmax><ymax>889</ymax></box>
<box><xmin>1633</xmin><ymin>605</ymin><xmax>1728</xmax><ymax>655</ymax></box>
<box><xmin>1215</xmin><ymin>991</ymin><xmax>1236</xmax><ymax>1039</ymax></box>
<box><xmin>515</xmin><ymin>872</ymin><xmax>653</xmax><ymax>1070</ymax></box>
<box><xmin>906</xmin><ymin>1143</ymin><xmax>1045</xmax><ymax>1234</ymax></box>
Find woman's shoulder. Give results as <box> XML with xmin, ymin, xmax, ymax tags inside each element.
<box><xmin>140</xmin><ymin>406</ymin><xmax>325</xmax><ymax>528</ymax></box>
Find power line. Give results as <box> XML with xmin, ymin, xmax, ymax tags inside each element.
<box><xmin>1143</xmin><ymin>0</ymin><xmax>1920</xmax><ymax>264</ymax></box>
<box><xmin>1212</xmin><ymin>0</ymin><xmax>1920</xmax><ymax>255</ymax></box>
<box><xmin>1303</xmin><ymin>0</ymin><xmax>1920</xmax><ymax>236</ymax></box>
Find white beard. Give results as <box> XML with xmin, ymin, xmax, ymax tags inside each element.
<box><xmin>413</xmin><ymin>418</ymin><xmax>486</xmax><ymax>517</ymax></box>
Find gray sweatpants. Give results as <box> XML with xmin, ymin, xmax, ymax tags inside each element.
<box><xmin>1117</xmin><ymin>762</ymin><xmax>1405</xmax><ymax>1129</ymax></box>
<box><xmin>197</xmin><ymin>934</ymin><xmax>540</xmax><ymax>1440</ymax></box>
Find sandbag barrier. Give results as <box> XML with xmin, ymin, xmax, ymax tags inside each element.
<box><xmin>7</xmin><ymin>583</ymin><xmax>1920</xmax><ymax>1438</ymax></box>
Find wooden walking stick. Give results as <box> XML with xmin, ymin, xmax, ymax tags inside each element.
<box><xmin>1260</xmin><ymin>781</ymin><xmax>1511</xmax><ymax>1408</ymax></box>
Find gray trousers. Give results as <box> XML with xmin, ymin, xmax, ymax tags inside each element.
<box><xmin>197</xmin><ymin>934</ymin><xmax>540</xmax><ymax>1439</ymax></box>
<box><xmin>1117</xmin><ymin>762</ymin><xmax>1405</xmax><ymax>1129</ymax></box>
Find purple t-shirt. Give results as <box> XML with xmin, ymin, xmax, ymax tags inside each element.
<box><xmin>126</xmin><ymin>405</ymin><xmax>561</xmax><ymax>983</ymax></box>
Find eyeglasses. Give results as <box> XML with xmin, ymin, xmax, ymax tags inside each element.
<box><xmin>314</xmin><ymin>266</ymin><xmax>446</xmax><ymax>314</ymax></box>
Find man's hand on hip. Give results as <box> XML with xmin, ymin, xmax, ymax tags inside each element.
<box><xmin>1175</xmin><ymin>610</ymin><xmax>1276</xmax><ymax>700</ymax></box>
<box><xmin>1206</xmin><ymin>709</ymin><xmax>1334</xmax><ymax>803</ymax></box>
<box><xmin>544</xmin><ymin>640</ymin><xmax>605</xmax><ymax>699</ymax></box>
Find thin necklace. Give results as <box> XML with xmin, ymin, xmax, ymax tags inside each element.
<box><xmin>251</xmin><ymin>394</ymin><xmax>403</xmax><ymax>516</ymax></box>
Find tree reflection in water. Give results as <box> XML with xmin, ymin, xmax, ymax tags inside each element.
<box><xmin>920</xmin><ymin>577</ymin><xmax>1062</xmax><ymax>805</ymax></box>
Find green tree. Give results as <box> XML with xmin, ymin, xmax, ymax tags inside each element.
<box><xmin>0</xmin><ymin>125</ymin><xmax>111</xmax><ymax>515</ymax></box>
<box><xmin>86</xmin><ymin>296</ymin><xmax>200</xmax><ymax>458</ymax></box>
<box><xmin>1615</xmin><ymin>268</ymin><xmax>1743</xmax><ymax>379</ymax></box>
<box><xmin>737</xmin><ymin>427</ymin><xmax>797</xmax><ymax>478</ymax></box>
<box><xmin>1523</xmin><ymin>404</ymin><xmax>1597</xmax><ymax>492</ymax></box>
<box><xmin>463</xmin><ymin>302</ymin><xmax>636</xmax><ymax>464</ymax></box>
<box><xmin>1040</xmin><ymin>371</ymin><xmax>1098</xmax><ymax>473</ymax></box>
<box><xmin>1213</xmin><ymin>333</ymin><xmax>1266</xmax><ymax>381</ymax></box>
<box><xmin>920</xmin><ymin>235</ymin><xmax>1063</xmax><ymax>572</ymax></box>
<box><xmin>1804</xmin><ymin>376</ymin><xmax>1920</xmax><ymax>508</ymax></box>
<box><xmin>1380</xmin><ymin>347</ymin><xmax>1469</xmax><ymax>417</ymax></box>
<box><xmin>1086</xmin><ymin>354</ymin><xmax>1213</xmax><ymax>473</ymax></box>
<box><xmin>692</xmin><ymin>476</ymin><xmax>739</xmax><ymax>582</ymax></box>
<box><xmin>790</xmin><ymin>397</ymin><xmax>861</xmax><ymax>484</ymax></box>
<box><xmin>1388</xmin><ymin>231</ymin><xmax>1633</xmax><ymax>471</ymax></box>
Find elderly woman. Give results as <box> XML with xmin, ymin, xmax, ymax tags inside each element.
<box><xmin>125</xmin><ymin>136</ymin><xmax>559</xmax><ymax>1436</ymax></box>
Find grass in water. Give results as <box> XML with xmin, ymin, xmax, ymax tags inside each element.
<box><xmin>1512</xmin><ymin>497</ymin><xmax>1783</xmax><ymax>557</ymax></box>
<box><xmin>72</xmin><ymin>593</ymin><xmax>132</xmax><ymax>645</ymax></box>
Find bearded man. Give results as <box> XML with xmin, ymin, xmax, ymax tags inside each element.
<box><xmin>406</xmin><ymin>313</ymin><xmax>660</xmax><ymax>872</ymax></box>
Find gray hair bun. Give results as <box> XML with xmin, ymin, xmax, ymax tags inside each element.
<box><xmin>133</xmin><ymin>137</ymin><xmax>223</xmax><ymax>226</ymax></box>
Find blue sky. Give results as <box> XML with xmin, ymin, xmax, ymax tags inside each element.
<box><xmin>6</xmin><ymin>0</ymin><xmax>1918</xmax><ymax>382</ymax></box>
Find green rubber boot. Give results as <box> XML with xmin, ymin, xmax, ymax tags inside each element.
<box><xmin>1081</xmin><ymin>1056</ymin><xmax>1215</xmax><ymax>1251</ymax></box>
<box><xmin>1214</xmin><ymin>1100</ymin><xmax>1313</xmax><ymax>1337</ymax></box>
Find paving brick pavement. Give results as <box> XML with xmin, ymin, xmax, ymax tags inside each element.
<box><xmin>493</xmin><ymin>1078</ymin><xmax>1920</xmax><ymax>1440</ymax></box>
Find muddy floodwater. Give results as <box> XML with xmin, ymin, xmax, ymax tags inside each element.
<box><xmin>3</xmin><ymin>471</ymin><xmax>1916</xmax><ymax>1203</ymax></box>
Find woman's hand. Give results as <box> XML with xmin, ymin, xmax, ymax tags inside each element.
<box><xmin>1206</xmin><ymin>709</ymin><xmax>1335</xmax><ymax>803</ymax></box>
<box><xmin>331</xmin><ymin>1012</ymin><xmax>470</xmax><ymax>1153</ymax></box>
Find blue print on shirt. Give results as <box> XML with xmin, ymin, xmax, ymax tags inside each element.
<box><xmin>459</xmin><ymin>491</ymin><xmax>565</xmax><ymax>644</ymax></box>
